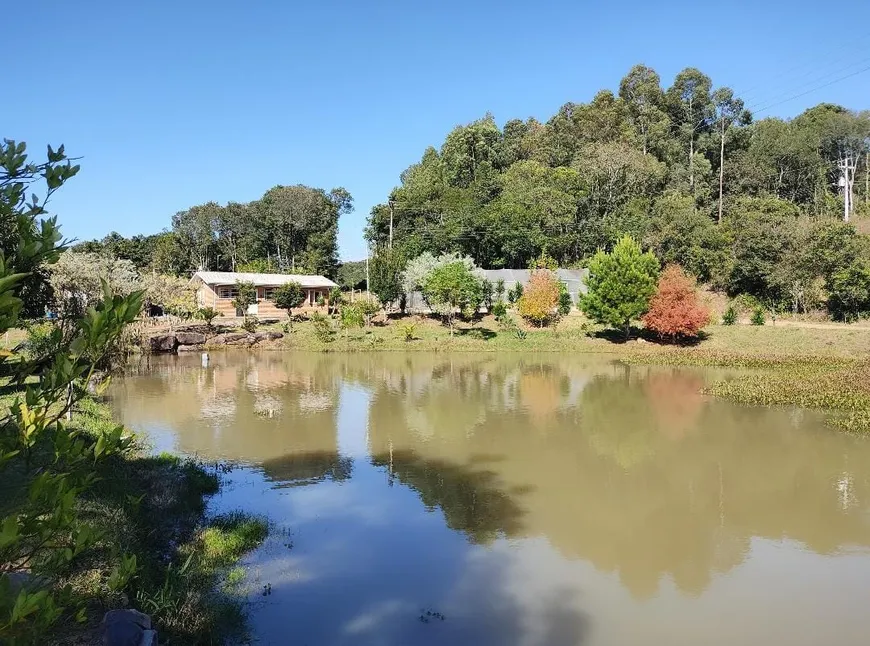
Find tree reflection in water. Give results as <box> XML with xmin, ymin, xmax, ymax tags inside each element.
<box><xmin>370</xmin><ymin>449</ymin><xmax>527</xmax><ymax>544</ymax></box>
<box><xmin>114</xmin><ymin>352</ymin><xmax>870</xmax><ymax>603</ymax></box>
<box><xmin>261</xmin><ymin>451</ymin><xmax>353</xmax><ymax>488</ymax></box>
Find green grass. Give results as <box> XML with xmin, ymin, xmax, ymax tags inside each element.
<box><xmin>199</xmin><ymin>512</ymin><xmax>269</xmax><ymax>572</ymax></box>
<box><xmin>1</xmin><ymin>393</ymin><xmax>267</xmax><ymax>645</ymax></box>
<box><xmin>0</xmin><ymin>327</ymin><xmax>26</xmax><ymax>350</ymax></box>
<box><xmin>134</xmin><ymin>511</ymin><xmax>268</xmax><ymax>643</ymax></box>
<box><xmin>242</xmin><ymin>314</ymin><xmax>870</xmax><ymax>361</ymax></box>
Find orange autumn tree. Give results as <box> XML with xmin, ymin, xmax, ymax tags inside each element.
<box><xmin>518</xmin><ymin>270</ymin><xmax>561</xmax><ymax>327</ymax></box>
<box><xmin>642</xmin><ymin>265</ymin><xmax>710</xmax><ymax>341</ymax></box>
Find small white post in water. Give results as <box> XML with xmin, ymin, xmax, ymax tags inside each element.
<box><xmin>201</xmin><ymin>352</ymin><xmax>209</xmax><ymax>367</ymax></box>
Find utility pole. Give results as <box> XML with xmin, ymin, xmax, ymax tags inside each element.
<box><xmin>839</xmin><ymin>155</ymin><xmax>859</xmax><ymax>222</ymax></box>
<box><xmin>365</xmin><ymin>243</ymin><xmax>370</xmax><ymax>300</ymax></box>
<box><xmin>388</xmin><ymin>199</ymin><xmax>395</xmax><ymax>250</ymax></box>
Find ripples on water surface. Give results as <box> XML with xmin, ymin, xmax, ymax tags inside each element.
<box><xmin>111</xmin><ymin>352</ymin><xmax>870</xmax><ymax>646</ymax></box>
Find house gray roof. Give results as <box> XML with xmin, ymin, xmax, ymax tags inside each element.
<box><xmin>191</xmin><ymin>271</ymin><xmax>338</xmax><ymax>289</ymax></box>
<box><xmin>404</xmin><ymin>268</ymin><xmax>588</xmax><ymax>312</ymax></box>
<box><xmin>479</xmin><ymin>269</ymin><xmax>588</xmax><ymax>299</ymax></box>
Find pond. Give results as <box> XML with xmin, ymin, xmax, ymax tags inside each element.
<box><xmin>111</xmin><ymin>352</ymin><xmax>870</xmax><ymax>646</ymax></box>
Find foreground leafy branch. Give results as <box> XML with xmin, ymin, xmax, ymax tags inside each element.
<box><xmin>0</xmin><ymin>140</ymin><xmax>144</xmax><ymax>644</ymax></box>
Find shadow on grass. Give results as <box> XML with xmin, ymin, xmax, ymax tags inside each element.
<box><xmin>456</xmin><ymin>327</ymin><xmax>497</xmax><ymax>341</ymax></box>
<box><xmin>592</xmin><ymin>326</ymin><xmax>710</xmax><ymax>346</ymax></box>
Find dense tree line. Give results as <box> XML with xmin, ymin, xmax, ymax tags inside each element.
<box><xmin>366</xmin><ymin>65</ymin><xmax>870</xmax><ymax>313</ymax></box>
<box><xmin>77</xmin><ymin>184</ymin><xmax>353</xmax><ymax>278</ymax></box>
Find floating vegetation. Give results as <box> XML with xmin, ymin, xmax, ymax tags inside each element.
<box><xmin>704</xmin><ymin>362</ymin><xmax>870</xmax><ymax>433</ymax></box>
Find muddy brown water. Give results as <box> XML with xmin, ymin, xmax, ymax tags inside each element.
<box><xmin>110</xmin><ymin>352</ymin><xmax>870</xmax><ymax>646</ymax></box>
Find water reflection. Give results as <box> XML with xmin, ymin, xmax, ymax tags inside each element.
<box><xmin>370</xmin><ymin>449</ymin><xmax>528</xmax><ymax>544</ymax></box>
<box><xmin>261</xmin><ymin>451</ymin><xmax>353</xmax><ymax>489</ymax></box>
<box><xmin>113</xmin><ymin>352</ymin><xmax>870</xmax><ymax>645</ymax></box>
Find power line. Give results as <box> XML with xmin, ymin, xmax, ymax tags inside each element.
<box><xmin>743</xmin><ymin>55</ymin><xmax>870</xmax><ymax>111</ymax></box>
<box><xmin>751</xmin><ymin>64</ymin><xmax>870</xmax><ymax>114</ymax></box>
<box><xmin>734</xmin><ymin>34</ymin><xmax>870</xmax><ymax>105</ymax></box>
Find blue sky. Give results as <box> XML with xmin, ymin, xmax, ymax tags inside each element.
<box><xmin>7</xmin><ymin>1</ymin><xmax>870</xmax><ymax>261</ymax></box>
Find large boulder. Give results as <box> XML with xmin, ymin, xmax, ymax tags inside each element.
<box><xmin>177</xmin><ymin>344</ymin><xmax>205</xmax><ymax>353</ymax></box>
<box><xmin>149</xmin><ymin>334</ymin><xmax>177</xmax><ymax>353</ymax></box>
<box><xmin>175</xmin><ymin>331</ymin><xmax>206</xmax><ymax>346</ymax></box>
<box><xmin>209</xmin><ymin>332</ymin><xmax>248</xmax><ymax>345</ymax></box>
<box><xmin>226</xmin><ymin>333</ymin><xmax>255</xmax><ymax>345</ymax></box>
<box><xmin>102</xmin><ymin>609</ymin><xmax>153</xmax><ymax>646</ymax></box>
<box><xmin>253</xmin><ymin>331</ymin><xmax>284</xmax><ymax>342</ymax></box>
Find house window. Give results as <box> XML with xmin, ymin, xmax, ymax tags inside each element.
<box><xmin>264</xmin><ymin>288</ymin><xmax>276</xmax><ymax>301</ymax></box>
<box><xmin>217</xmin><ymin>286</ymin><xmax>238</xmax><ymax>299</ymax></box>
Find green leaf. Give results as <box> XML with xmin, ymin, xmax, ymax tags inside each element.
<box><xmin>0</xmin><ymin>515</ymin><xmax>20</xmax><ymax>548</ymax></box>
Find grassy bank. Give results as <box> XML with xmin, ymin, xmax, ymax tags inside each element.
<box><xmin>1</xmin><ymin>393</ymin><xmax>267</xmax><ymax>644</ymax></box>
<box><xmin>252</xmin><ymin>313</ymin><xmax>870</xmax><ymax>361</ymax></box>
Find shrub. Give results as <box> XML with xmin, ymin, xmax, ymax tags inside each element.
<box><xmin>357</xmin><ymin>298</ymin><xmax>381</xmax><ymax>326</ymax></box>
<box><xmin>328</xmin><ymin>286</ymin><xmax>342</xmax><ymax>314</ymax></box>
<box><xmin>481</xmin><ymin>279</ymin><xmax>494</xmax><ymax>309</ymax></box>
<box><xmin>494</xmin><ymin>279</ymin><xmax>506</xmax><ymax>302</ymax></box>
<box><xmin>580</xmin><ymin>235</ymin><xmax>660</xmax><ymax>338</ymax></box>
<box><xmin>724</xmin><ymin>197</ymin><xmax>800</xmax><ymax>299</ymax></box>
<box><xmin>733</xmin><ymin>293</ymin><xmax>762</xmax><ymax>312</ymax></box>
<box><xmin>274</xmin><ymin>281</ymin><xmax>305</xmax><ymax>326</ymax></box>
<box><xmin>23</xmin><ymin>321</ymin><xmax>60</xmax><ymax>359</ymax></box>
<box><xmin>242</xmin><ymin>316</ymin><xmax>258</xmax><ymax>333</ymax></box>
<box><xmin>1</xmin><ymin>140</ymin><xmax>146</xmax><ymax>643</ymax></box>
<box><xmin>421</xmin><ymin>261</ymin><xmax>483</xmax><ymax>335</ymax></box>
<box><xmin>198</xmin><ymin>307</ymin><xmax>220</xmax><ymax>329</ymax></box>
<box><xmin>310</xmin><ymin>312</ymin><xmax>335</xmax><ymax>342</ymax></box>
<box><xmin>750</xmin><ymin>306</ymin><xmax>766</xmax><ymax>326</ymax></box>
<box><xmin>507</xmin><ymin>282</ymin><xmax>524</xmax><ymax>304</ymax></box>
<box><xmin>370</xmin><ymin>247</ymin><xmax>406</xmax><ymax>307</ymax></box>
<box><xmin>339</xmin><ymin>304</ymin><xmax>365</xmax><ymax>338</ymax></box>
<box><xmin>642</xmin><ymin>265</ymin><xmax>710</xmax><ymax>341</ymax></box>
<box><xmin>399</xmin><ymin>322</ymin><xmax>417</xmax><ymax>342</ymax></box>
<box><xmin>646</xmin><ymin>193</ymin><xmax>728</xmax><ymax>283</ymax></box>
<box><xmin>828</xmin><ymin>261</ymin><xmax>870</xmax><ymax>322</ymax></box>
<box><xmin>143</xmin><ymin>274</ymin><xmax>197</xmax><ymax>318</ymax></box>
<box><xmin>557</xmin><ymin>282</ymin><xmax>572</xmax><ymax>316</ymax></box>
<box><xmin>48</xmin><ymin>250</ymin><xmax>141</xmax><ymax>318</ymax></box>
<box><xmin>722</xmin><ymin>305</ymin><xmax>737</xmax><ymax>325</ymax></box>
<box><xmin>401</xmin><ymin>251</ymin><xmax>478</xmax><ymax>298</ymax></box>
<box><xmin>529</xmin><ymin>252</ymin><xmax>558</xmax><ymax>271</ymax></box>
<box><xmin>231</xmin><ymin>280</ymin><xmax>257</xmax><ymax>316</ymax></box>
<box><xmin>491</xmin><ymin>300</ymin><xmax>507</xmax><ymax>321</ymax></box>
<box><xmin>517</xmin><ymin>270</ymin><xmax>560</xmax><ymax>327</ymax></box>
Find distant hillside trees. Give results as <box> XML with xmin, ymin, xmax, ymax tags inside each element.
<box><xmin>365</xmin><ymin>65</ymin><xmax>870</xmax><ymax>319</ymax></box>
<box><xmin>77</xmin><ymin>185</ymin><xmax>353</xmax><ymax>278</ymax></box>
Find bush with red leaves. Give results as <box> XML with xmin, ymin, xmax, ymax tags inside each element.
<box><xmin>642</xmin><ymin>265</ymin><xmax>710</xmax><ymax>341</ymax></box>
